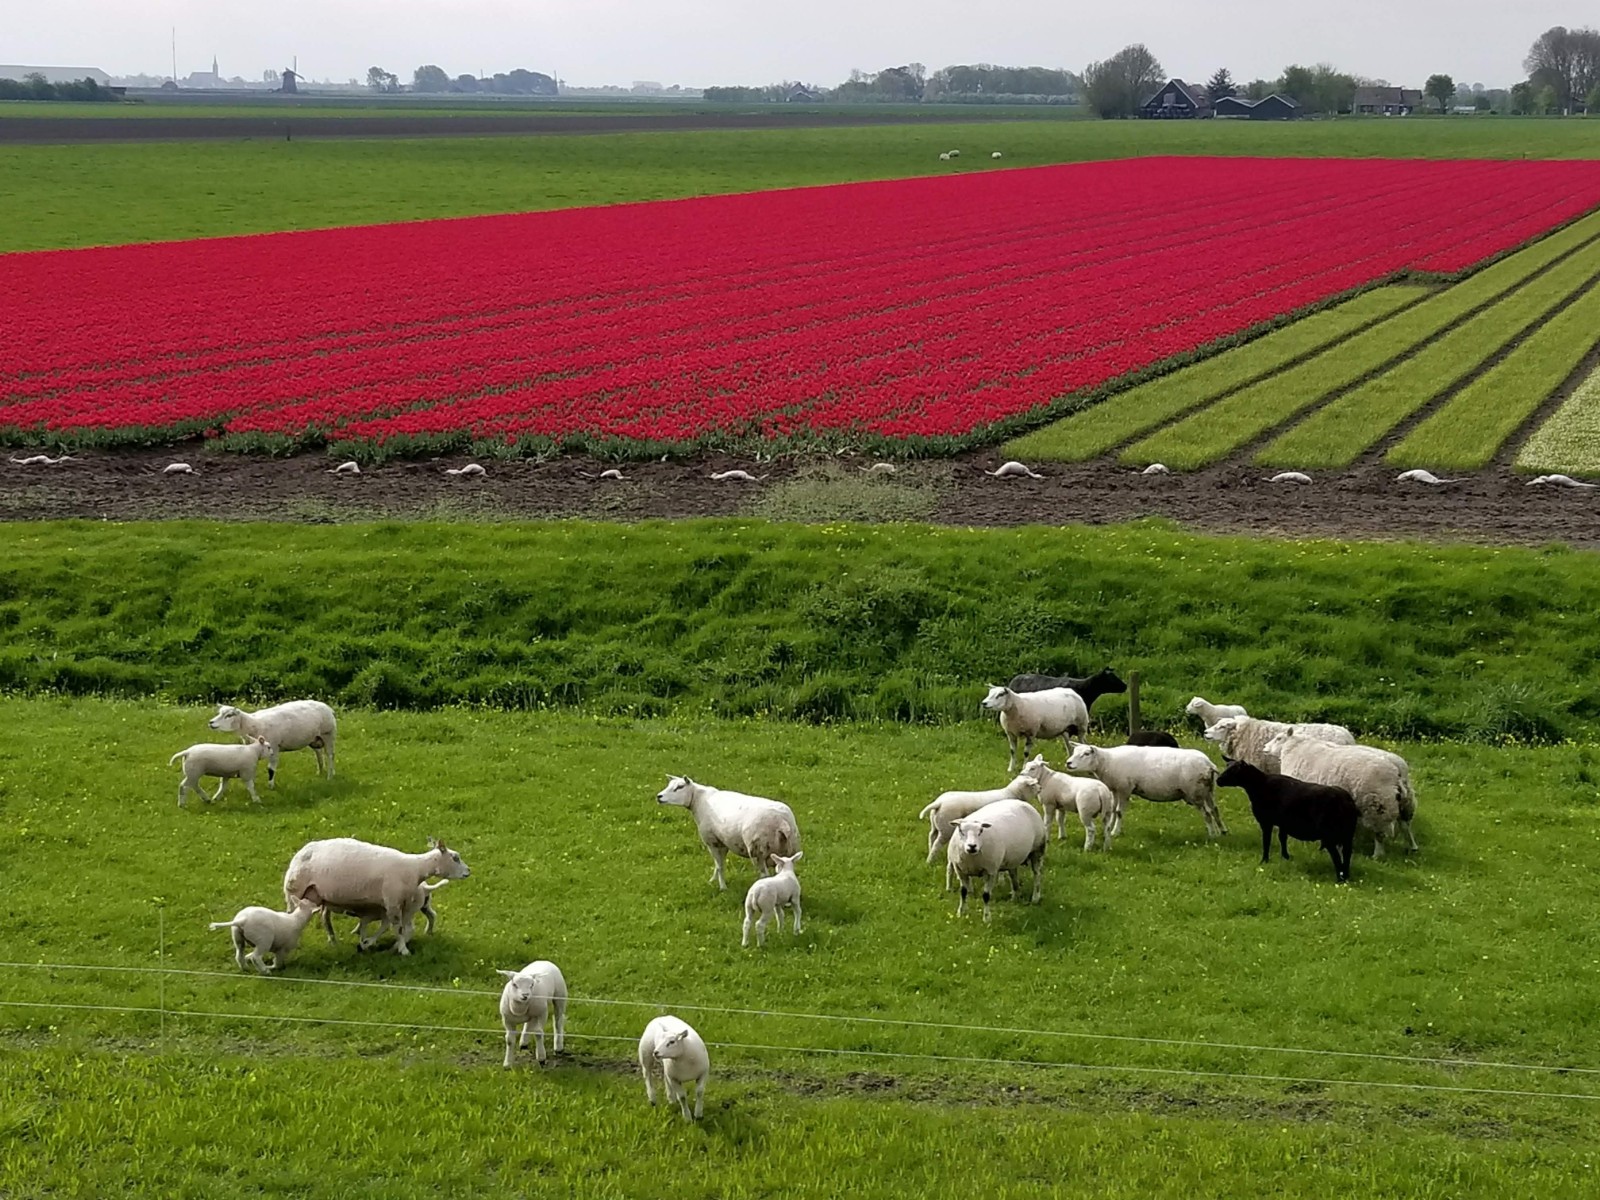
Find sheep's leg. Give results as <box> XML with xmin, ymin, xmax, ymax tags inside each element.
<box><xmin>553</xmin><ymin>1000</ymin><xmax>566</xmax><ymax>1052</ymax></box>
<box><xmin>791</xmin><ymin>896</ymin><xmax>802</xmax><ymax>935</ymax></box>
<box><xmin>392</xmin><ymin>909</ymin><xmax>414</xmax><ymax>956</ymax></box>
<box><xmin>944</xmin><ymin>859</ymin><xmax>956</xmax><ymax>892</ymax></box>
<box><xmin>210</xmin><ymin>777</ymin><xmax>227</xmax><ymax>803</ymax></box>
<box><xmin>640</xmin><ymin>1052</ymin><xmax>657</xmax><ymax>1104</ymax></box>
<box><xmin>1259</xmin><ymin>822</ymin><xmax>1273</xmax><ymax>864</ymax></box>
<box><xmin>1029</xmin><ymin>850</ymin><xmax>1044</xmax><ymax>904</ymax></box>
<box><xmin>502</xmin><ymin>1022</ymin><xmax>518</xmax><ymax>1069</ymax></box>
<box><xmin>177</xmin><ymin>779</ymin><xmax>190</xmax><ymax>809</ymax></box>
<box><xmin>1081</xmin><ymin>812</ymin><xmax>1095</xmax><ymax>852</ymax></box>
<box><xmin>1371</xmin><ymin>830</ymin><xmax>1388</xmax><ymax>859</ymax></box>
<box><xmin>245</xmin><ymin>774</ymin><xmax>261</xmax><ymax>805</ymax></box>
<box><xmin>926</xmin><ymin>824</ymin><xmax>941</xmax><ymax>864</ymax></box>
<box><xmin>229</xmin><ymin>927</ymin><xmax>247</xmax><ymax>971</ymax></box>
<box><xmin>322</xmin><ymin>907</ymin><xmax>339</xmax><ymax>945</ymax></box>
<box><xmin>1005</xmin><ymin>732</ymin><xmax>1019</xmax><ymax>774</ymax></box>
<box><xmin>981</xmin><ymin>873</ymin><xmax>995</xmax><ymax>924</ymax></box>
<box><xmin>246</xmin><ymin>947</ymin><xmax>271</xmax><ymax>975</ymax></box>
<box><xmin>1005</xmin><ymin>868</ymin><xmax>1021</xmax><ymax>898</ymax></box>
<box><xmin>1400</xmin><ymin>819</ymin><xmax>1419</xmax><ymax>852</ymax></box>
<box><xmin>756</xmin><ymin>911</ymin><xmax>770</xmax><ymax>948</ymax></box>
<box><xmin>534</xmin><ymin>1021</ymin><xmax>547</xmax><ymax>1066</ymax></box>
<box><xmin>741</xmin><ymin>909</ymin><xmax>754</xmax><ymax>948</ymax></box>
<box><xmin>1338</xmin><ymin>835</ymin><xmax>1354</xmax><ymax>882</ymax></box>
<box><xmin>708</xmin><ymin>847</ymin><xmax>728</xmax><ymax>891</ymax></box>
<box><xmin>1323</xmin><ymin>840</ymin><xmax>1343</xmax><ymax>881</ymax></box>
<box><xmin>1279</xmin><ymin>829</ymin><xmax>1292</xmax><ymax>860</ymax></box>
<box><xmin>956</xmin><ymin>877</ymin><xmax>969</xmax><ymax>918</ymax></box>
<box><xmin>321</xmin><ymin>731</ymin><xmax>335</xmax><ymax>780</ymax></box>
<box><xmin>691</xmin><ymin>1076</ymin><xmax>705</xmax><ymax>1120</ymax></box>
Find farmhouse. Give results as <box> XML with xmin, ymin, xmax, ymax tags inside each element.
<box><xmin>1213</xmin><ymin>94</ymin><xmax>1301</xmax><ymax>120</ymax></box>
<box><xmin>1354</xmin><ymin>86</ymin><xmax>1424</xmax><ymax>115</ymax></box>
<box><xmin>1139</xmin><ymin>79</ymin><xmax>1211</xmax><ymax>119</ymax></box>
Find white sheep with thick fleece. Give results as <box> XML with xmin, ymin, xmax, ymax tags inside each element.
<box><xmin>1263</xmin><ymin>730</ymin><xmax>1418</xmax><ymax>858</ymax></box>
<box><xmin>946</xmin><ymin>799</ymin><xmax>1048</xmax><ymax>922</ymax></box>
<box><xmin>919</xmin><ymin>774</ymin><xmax>1038</xmax><ymax>887</ymax></box>
<box><xmin>638</xmin><ymin>1016</ymin><xmax>710</xmax><ymax>1121</ymax></box>
<box><xmin>981</xmin><ymin>685</ymin><xmax>1090</xmax><ymax>772</ymax></box>
<box><xmin>1185</xmin><ymin>697</ymin><xmax>1248</xmax><ymax>727</ymax></box>
<box><xmin>1066</xmin><ymin>743</ymin><xmax>1225</xmax><ymax>839</ymax></box>
<box><xmin>282</xmin><ymin>837</ymin><xmax>471</xmax><ymax>955</ymax></box>
<box><xmin>497</xmin><ymin>960</ymin><xmax>568</xmax><ymax>1067</ymax></box>
<box><xmin>209</xmin><ymin>700</ymin><xmax>337</xmax><ymax>785</ymax></box>
<box><xmin>742</xmin><ymin>852</ymin><xmax>803</xmax><ymax>947</ymax></box>
<box><xmin>209</xmin><ymin>889</ymin><xmax>322</xmax><ymax>974</ymax></box>
<box><xmin>171</xmin><ymin>737</ymin><xmax>274</xmax><ymax>807</ymax></box>
<box><xmin>655</xmin><ymin>776</ymin><xmax>801</xmax><ymax>891</ymax></box>
<box><xmin>1020</xmin><ymin>755</ymin><xmax>1118</xmax><ymax>851</ymax></box>
<box><xmin>1203</xmin><ymin>716</ymin><xmax>1355</xmax><ymax>774</ymax></box>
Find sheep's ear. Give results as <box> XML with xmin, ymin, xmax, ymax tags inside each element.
<box><xmin>792</xmin><ymin>851</ymin><xmax>803</xmax><ymax>862</ymax></box>
<box><xmin>980</xmin><ymin>822</ymin><xmax>992</xmax><ymax>830</ymax></box>
<box><xmin>496</xmin><ymin>969</ymin><xmax>516</xmax><ymax>980</ymax></box>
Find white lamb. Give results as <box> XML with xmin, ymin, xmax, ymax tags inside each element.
<box><xmin>946</xmin><ymin>799</ymin><xmax>1048</xmax><ymax>922</ymax></box>
<box><xmin>282</xmin><ymin>837</ymin><xmax>471</xmax><ymax>955</ymax></box>
<box><xmin>1264</xmin><ymin>730</ymin><xmax>1418</xmax><ymax>857</ymax></box>
<box><xmin>742</xmin><ymin>852</ymin><xmax>803</xmax><ymax>947</ymax></box>
<box><xmin>1185</xmin><ymin>697</ymin><xmax>1248</xmax><ymax>727</ymax></box>
<box><xmin>655</xmin><ymin>776</ymin><xmax>802</xmax><ymax>891</ymax></box>
<box><xmin>209</xmin><ymin>700</ymin><xmax>337</xmax><ymax>786</ymax></box>
<box><xmin>919</xmin><ymin>774</ymin><xmax>1038</xmax><ymax>887</ymax></box>
<box><xmin>639</xmin><ymin>1016</ymin><xmax>710</xmax><ymax>1121</ymax></box>
<box><xmin>1204</xmin><ymin>715</ymin><xmax>1355</xmax><ymax>774</ymax></box>
<box><xmin>171</xmin><ymin>737</ymin><xmax>274</xmax><ymax>807</ymax></box>
<box><xmin>339</xmin><ymin>879</ymin><xmax>450</xmax><ymax>944</ymax></box>
<box><xmin>209</xmin><ymin>888</ymin><xmax>322</xmax><ymax>974</ymax></box>
<box><xmin>1019</xmin><ymin>755</ymin><xmax>1117</xmax><ymax>851</ymax></box>
<box><xmin>1066</xmin><ymin>743</ymin><xmax>1225</xmax><ymax>839</ymax></box>
<box><xmin>981</xmin><ymin>685</ymin><xmax>1090</xmax><ymax>772</ymax></box>
<box><xmin>496</xmin><ymin>960</ymin><xmax>568</xmax><ymax>1067</ymax></box>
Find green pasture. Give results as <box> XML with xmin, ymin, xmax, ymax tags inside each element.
<box><xmin>2</xmin><ymin>116</ymin><xmax>1598</xmax><ymax>253</ymax></box>
<box><xmin>1518</xmin><ymin>365</ymin><xmax>1600</xmax><ymax>476</ymax></box>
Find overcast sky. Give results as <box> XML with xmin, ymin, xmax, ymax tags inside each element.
<box><xmin>8</xmin><ymin>1</ymin><xmax>1581</xmax><ymax>87</ymax></box>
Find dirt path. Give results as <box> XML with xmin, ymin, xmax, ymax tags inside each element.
<box><xmin>4</xmin><ymin>447</ymin><xmax>1596</xmax><ymax>548</ymax></box>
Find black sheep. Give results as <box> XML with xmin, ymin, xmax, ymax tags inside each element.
<box><xmin>1007</xmin><ymin>666</ymin><xmax>1127</xmax><ymax>712</ymax></box>
<box><xmin>1125</xmin><ymin>729</ymin><xmax>1179</xmax><ymax>748</ymax></box>
<box><xmin>1216</xmin><ymin>759</ymin><xmax>1358</xmax><ymax>882</ymax></box>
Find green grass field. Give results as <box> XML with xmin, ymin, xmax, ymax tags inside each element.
<box><xmin>1517</xmin><ymin>365</ymin><xmax>1600</xmax><ymax>476</ymax></box>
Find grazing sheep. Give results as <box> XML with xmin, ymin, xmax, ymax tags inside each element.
<box><xmin>1269</xmin><ymin>471</ymin><xmax>1312</xmax><ymax>484</ymax></box>
<box><xmin>1020</xmin><ymin>755</ymin><xmax>1117</xmax><ymax>850</ymax></box>
<box><xmin>1203</xmin><ymin>715</ymin><xmax>1355</xmax><ymax>774</ymax></box>
<box><xmin>656</xmin><ymin>775</ymin><xmax>801</xmax><ymax>891</ymax></box>
<box><xmin>1185</xmin><ymin>696</ymin><xmax>1248</xmax><ymax>728</ymax></box>
<box><xmin>639</xmin><ymin>1016</ymin><xmax>709</xmax><ymax>1121</ymax></box>
<box><xmin>445</xmin><ymin>463</ymin><xmax>486</xmax><ymax>477</ymax></box>
<box><xmin>982</xmin><ymin>685</ymin><xmax>1089</xmax><ymax>772</ymax></box>
<box><xmin>946</xmin><ymin>799</ymin><xmax>1048</xmax><ymax>922</ymax></box>
<box><xmin>1526</xmin><ymin>474</ymin><xmax>1598</xmax><ymax>488</ymax></box>
<box><xmin>991</xmin><ymin>151</ymin><xmax>1003</xmax><ymax>159</ymax></box>
<box><xmin>939</xmin><ymin>151</ymin><xmax>951</xmax><ymax>161</ymax></box>
<box><xmin>341</xmin><ymin>878</ymin><xmax>449</xmax><ymax>944</ymax></box>
<box><xmin>171</xmin><ymin>737</ymin><xmax>274</xmax><ymax>807</ymax></box>
<box><xmin>497</xmin><ymin>960</ymin><xmax>568</xmax><ymax>1067</ymax></box>
<box><xmin>209</xmin><ymin>700</ymin><xmax>337</xmax><ymax>786</ymax></box>
<box><xmin>1067</xmin><ymin>742</ymin><xmax>1225</xmax><ymax>839</ymax></box>
<box><xmin>948</xmin><ymin>149</ymin><xmax>960</xmax><ymax>157</ymax></box>
<box><xmin>1263</xmin><ymin>730</ymin><xmax>1417</xmax><ymax>858</ymax></box>
<box><xmin>1125</xmin><ymin>729</ymin><xmax>1179</xmax><ymax>748</ymax></box>
<box><xmin>1395</xmin><ymin>469</ymin><xmax>1456</xmax><ymax>485</ymax></box>
<box><xmin>1217</xmin><ymin>760</ymin><xmax>1358</xmax><ymax>882</ymax></box>
<box><xmin>209</xmin><ymin>889</ymin><xmax>322</xmax><ymax>974</ymax></box>
<box><xmin>742</xmin><ymin>852</ymin><xmax>803</xmax><ymax>947</ymax></box>
<box><xmin>282</xmin><ymin>837</ymin><xmax>471</xmax><ymax>955</ymax></box>
<box><xmin>1007</xmin><ymin>666</ymin><xmax>1127</xmax><ymax>714</ymax></box>
<box><xmin>984</xmin><ymin>460</ymin><xmax>1044</xmax><ymax>479</ymax></box>
<box><xmin>920</xmin><ymin>775</ymin><xmax>1039</xmax><ymax>888</ymax></box>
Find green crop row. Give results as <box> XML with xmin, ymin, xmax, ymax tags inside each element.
<box><xmin>1002</xmin><ymin>286</ymin><xmax>1427</xmax><ymax>463</ymax></box>
<box><xmin>1389</xmin><ymin>278</ymin><xmax>1600</xmax><ymax>469</ymax></box>
<box><xmin>1118</xmin><ymin>209</ymin><xmax>1600</xmax><ymax>470</ymax></box>
<box><xmin>1258</xmin><ymin>240</ymin><xmax>1600</xmax><ymax>468</ymax></box>
<box><xmin>1516</xmin><ymin>363</ymin><xmax>1600</xmax><ymax>477</ymax></box>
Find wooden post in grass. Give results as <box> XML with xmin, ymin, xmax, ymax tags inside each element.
<box><xmin>1127</xmin><ymin>671</ymin><xmax>1142</xmax><ymax>737</ymax></box>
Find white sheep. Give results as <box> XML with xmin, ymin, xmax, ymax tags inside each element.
<box><xmin>497</xmin><ymin>960</ymin><xmax>568</xmax><ymax>1067</ymax></box>
<box><xmin>1019</xmin><ymin>755</ymin><xmax>1117</xmax><ymax>850</ymax></box>
<box><xmin>991</xmin><ymin>151</ymin><xmax>1003</xmax><ymax>159</ymax></box>
<box><xmin>638</xmin><ymin>1016</ymin><xmax>709</xmax><ymax>1121</ymax></box>
<box><xmin>1066</xmin><ymin>742</ymin><xmax>1225</xmax><ymax>839</ymax></box>
<box><xmin>919</xmin><ymin>774</ymin><xmax>1039</xmax><ymax>887</ymax></box>
<box><xmin>209</xmin><ymin>889</ymin><xmax>322</xmax><ymax>974</ymax></box>
<box><xmin>1185</xmin><ymin>696</ymin><xmax>1249</xmax><ymax>727</ymax></box>
<box><xmin>171</xmin><ymin>736</ymin><xmax>274</xmax><ymax>807</ymax></box>
<box><xmin>282</xmin><ymin>837</ymin><xmax>471</xmax><ymax>955</ymax></box>
<box><xmin>946</xmin><ymin>799</ymin><xmax>1048</xmax><ymax>922</ymax></box>
<box><xmin>742</xmin><ymin>852</ymin><xmax>803</xmax><ymax>947</ymax></box>
<box><xmin>939</xmin><ymin>151</ymin><xmax>951</xmax><ymax>161</ymax></box>
<box><xmin>209</xmin><ymin>700</ymin><xmax>337</xmax><ymax>785</ymax></box>
<box><xmin>1203</xmin><ymin>715</ymin><xmax>1355</xmax><ymax>774</ymax></box>
<box><xmin>948</xmin><ymin>149</ymin><xmax>960</xmax><ymax>157</ymax></box>
<box><xmin>340</xmin><ymin>878</ymin><xmax>449</xmax><ymax>944</ymax></box>
<box><xmin>655</xmin><ymin>775</ymin><xmax>802</xmax><ymax>891</ymax></box>
<box><xmin>981</xmin><ymin>684</ymin><xmax>1090</xmax><ymax>772</ymax></box>
<box><xmin>1264</xmin><ymin>730</ymin><xmax>1418</xmax><ymax>857</ymax></box>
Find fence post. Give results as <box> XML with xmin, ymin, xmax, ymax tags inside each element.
<box><xmin>1127</xmin><ymin>671</ymin><xmax>1142</xmax><ymax>737</ymax></box>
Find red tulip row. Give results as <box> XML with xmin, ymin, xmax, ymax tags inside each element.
<box><xmin>4</xmin><ymin>156</ymin><xmax>1600</xmax><ymax>454</ymax></box>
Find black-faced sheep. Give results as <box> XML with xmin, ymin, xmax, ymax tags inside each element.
<box><xmin>1216</xmin><ymin>760</ymin><xmax>1358</xmax><ymax>882</ymax></box>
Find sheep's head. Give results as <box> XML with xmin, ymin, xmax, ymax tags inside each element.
<box><xmin>769</xmin><ymin>851</ymin><xmax>802</xmax><ymax>874</ymax></box>
<box><xmin>428</xmin><ymin>838</ymin><xmax>471</xmax><ymax>880</ymax></box>
<box><xmin>1215</xmin><ymin>761</ymin><xmax>1252</xmax><ymax>789</ymax></box>
<box><xmin>1092</xmin><ymin>667</ymin><xmax>1128</xmax><ymax>693</ymax></box>
<box><xmin>208</xmin><ymin>704</ymin><xmax>244</xmax><ymax>732</ymax></box>
<box><xmin>249</xmin><ymin>735</ymin><xmax>275</xmax><ymax>758</ymax></box>
<box><xmin>1203</xmin><ymin>717</ymin><xmax>1239</xmax><ymax>748</ymax></box>
<box><xmin>656</xmin><ymin>776</ymin><xmax>695</xmax><ymax>807</ymax></box>
<box><xmin>497</xmin><ymin>969</ymin><xmax>538</xmax><ymax>1003</ymax></box>
<box><xmin>1261</xmin><ymin>731</ymin><xmax>1291</xmax><ymax>759</ymax></box>
<box><xmin>951</xmin><ymin>818</ymin><xmax>993</xmax><ymax>858</ymax></box>
<box><xmin>1184</xmin><ymin>697</ymin><xmax>1208</xmax><ymax>717</ymax></box>
<box><xmin>1019</xmin><ymin>755</ymin><xmax>1049</xmax><ymax>784</ymax></box>
<box><xmin>1065</xmin><ymin>743</ymin><xmax>1098</xmax><ymax>772</ymax></box>
<box><xmin>980</xmin><ymin>685</ymin><xmax>1011</xmax><ymax>713</ymax></box>
<box><xmin>653</xmin><ymin>1027</ymin><xmax>696</xmax><ymax>1061</ymax></box>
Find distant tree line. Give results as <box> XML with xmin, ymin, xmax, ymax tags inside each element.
<box><xmin>0</xmin><ymin>74</ymin><xmax>118</xmax><ymax>102</ymax></box>
<box><xmin>364</xmin><ymin>65</ymin><xmax>558</xmax><ymax>96</ymax></box>
<box><xmin>703</xmin><ymin>62</ymin><xmax>1080</xmax><ymax>104</ymax></box>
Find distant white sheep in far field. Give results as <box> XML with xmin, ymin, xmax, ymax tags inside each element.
<box><xmin>939</xmin><ymin>151</ymin><xmax>951</xmax><ymax>161</ymax></box>
<box><xmin>329</xmin><ymin>461</ymin><xmax>361</xmax><ymax>476</ymax></box>
<box><xmin>1269</xmin><ymin>471</ymin><xmax>1312</xmax><ymax>484</ymax></box>
<box><xmin>991</xmin><ymin>151</ymin><xmax>1003</xmax><ymax>159</ymax></box>
<box><xmin>710</xmin><ymin>469</ymin><xmax>767</xmax><ymax>482</ymax></box>
<box><xmin>282</xmin><ymin>836</ymin><xmax>471</xmax><ymax>956</ymax></box>
<box><xmin>9</xmin><ymin>454</ymin><xmax>76</xmax><ymax>465</ymax></box>
<box><xmin>163</xmin><ymin>462</ymin><xmax>197</xmax><ymax>476</ymax></box>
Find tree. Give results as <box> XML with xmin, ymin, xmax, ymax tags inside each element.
<box><xmin>1589</xmin><ymin>83</ymin><xmax>1600</xmax><ymax>114</ymax></box>
<box><xmin>1510</xmin><ymin>81</ymin><xmax>1534</xmax><ymax>114</ymax></box>
<box><xmin>1279</xmin><ymin>64</ymin><xmax>1315</xmax><ymax>108</ymax></box>
<box><xmin>413</xmin><ymin>64</ymin><xmax>450</xmax><ymax>93</ymax></box>
<box><xmin>1524</xmin><ymin>26</ymin><xmax>1600</xmax><ymax>112</ymax></box>
<box><xmin>1082</xmin><ymin>44</ymin><xmax>1164</xmax><ymax>118</ymax></box>
<box><xmin>1424</xmin><ymin>73</ymin><xmax>1455</xmax><ymax>113</ymax></box>
<box><xmin>366</xmin><ymin>66</ymin><xmax>397</xmax><ymax>92</ymax></box>
<box><xmin>1205</xmin><ymin>68</ymin><xmax>1235</xmax><ymax>100</ymax></box>
<box><xmin>1309</xmin><ymin>63</ymin><xmax>1356</xmax><ymax>114</ymax></box>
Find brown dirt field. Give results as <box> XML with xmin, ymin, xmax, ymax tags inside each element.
<box><xmin>3</xmin><ymin>447</ymin><xmax>1597</xmax><ymax>548</ymax></box>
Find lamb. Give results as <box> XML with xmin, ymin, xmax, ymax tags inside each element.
<box><xmin>1019</xmin><ymin>755</ymin><xmax>1117</xmax><ymax>850</ymax></box>
<box><xmin>1185</xmin><ymin>696</ymin><xmax>1248</xmax><ymax>728</ymax></box>
<box><xmin>919</xmin><ymin>774</ymin><xmax>1039</xmax><ymax>885</ymax></box>
<box><xmin>1066</xmin><ymin>742</ymin><xmax>1225</xmax><ymax>839</ymax></box>
<box><xmin>497</xmin><ymin>960</ymin><xmax>568</xmax><ymax>1067</ymax></box>
<box><xmin>1006</xmin><ymin>666</ymin><xmax>1127</xmax><ymax>714</ymax></box>
<box><xmin>171</xmin><ymin>736</ymin><xmax>274</xmax><ymax>807</ymax></box>
<box><xmin>209</xmin><ymin>888</ymin><xmax>323</xmax><ymax>974</ymax></box>
<box><xmin>742</xmin><ymin>852</ymin><xmax>803</xmax><ymax>947</ymax></box>
<box><xmin>1262</xmin><ymin>730</ymin><xmax>1418</xmax><ymax>858</ymax></box>
<box><xmin>209</xmin><ymin>700</ymin><xmax>337</xmax><ymax>785</ymax></box>
<box><xmin>981</xmin><ymin>685</ymin><xmax>1089</xmax><ymax>772</ymax></box>
<box><xmin>638</xmin><ymin>1016</ymin><xmax>710</xmax><ymax>1121</ymax></box>
<box><xmin>282</xmin><ymin>836</ymin><xmax>471</xmax><ymax>955</ymax></box>
<box><xmin>656</xmin><ymin>775</ymin><xmax>801</xmax><ymax>891</ymax></box>
<box><xmin>340</xmin><ymin>879</ymin><xmax>449</xmax><ymax>944</ymax></box>
<box><xmin>946</xmin><ymin>799</ymin><xmax>1048</xmax><ymax>922</ymax></box>
<box><xmin>1217</xmin><ymin>760</ymin><xmax>1358</xmax><ymax>882</ymax></box>
<box><xmin>1203</xmin><ymin>715</ymin><xmax>1355</xmax><ymax>774</ymax></box>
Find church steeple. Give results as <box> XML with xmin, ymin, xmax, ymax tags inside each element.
<box><xmin>211</xmin><ymin>54</ymin><xmax>218</xmax><ymax>77</ymax></box>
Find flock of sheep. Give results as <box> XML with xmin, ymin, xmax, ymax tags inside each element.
<box><xmin>182</xmin><ymin>671</ymin><xmax>1418</xmax><ymax>1121</ymax></box>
